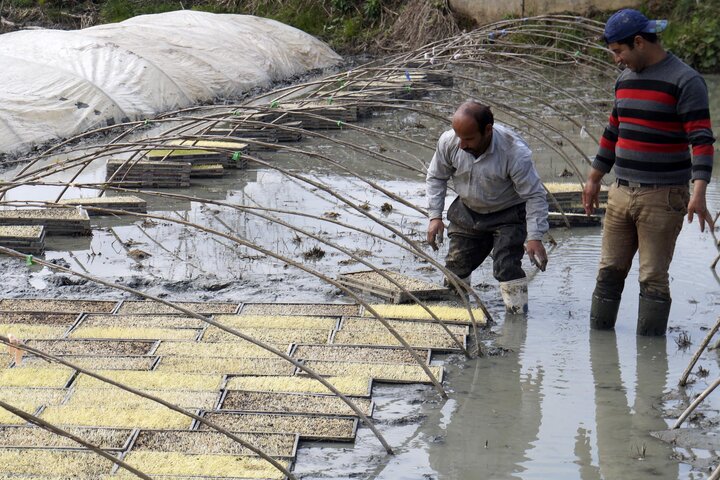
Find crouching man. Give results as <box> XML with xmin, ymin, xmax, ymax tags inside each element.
<box><xmin>426</xmin><ymin>101</ymin><xmax>549</xmax><ymax>313</ymax></box>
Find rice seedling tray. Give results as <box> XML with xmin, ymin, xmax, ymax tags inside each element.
<box><xmin>130</xmin><ymin>429</ymin><xmax>298</xmax><ymax>458</ymax></box>
<box><xmin>239</xmin><ymin>303</ymin><xmax>361</xmax><ymax>317</ymax></box>
<box><xmin>0</xmin><ymin>426</ymin><xmax>133</xmax><ymax>450</ymax></box>
<box><xmin>58</xmin><ymin>196</ymin><xmax>147</xmax><ymax>216</ymax></box>
<box><xmin>73</xmin><ymin>370</ymin><xmax>223</xmax><ymax>391</ymax></box>
<box><xmin>198</xmin><ymin>411</ymin><xmax>359</xmax><ymax>442</ymax></box>
<box><xmin>116</xmin><ymin>300</ymin><xmax>240</xmax><ymax>315</ymax></box>
<box><xmin>200</xmin><ymin>327</ymin><xmax>333</xmax><ymax>344</ymax></box>
<box><xmin>214</xmin><ymin>314</ymin><xmax>339</xmax><ymax>330</ymax></box>
<box><xmin>16</xmin><ymin>355</ymin><xmax>159</xmax><ymax>371</ymax></box>
<box><xmin>290</xmin><ymin>344</ymin><xmax>431</xmax><ymax>365</ymax></box>
<box><xmin>0</xmin><ymin>322</ymin><xmax>72</xmax><ymax>340</ymax></box>
<box><xmin>65</xmin><ymin>388</ymin><xmax>220</xmax><ymax>411</ymax></box>
<box><xmin>116</xmin><ymin>451</ymin><xmax>292</xmax><ymax>478</ymax></box>
<box><xmin>79</xmin><ymin>314</ymin><xmax>206</xmax><ymax>329</ymax></box>
<box><xmin>68</xmin><ymin>326</ymin><xmax>202</xmax><ymax>341</ymax></box>
<box><xmin>0</xmin><ymin>299</ymin><xmax>118</xmax><ymax>314</ymax></box>
<box><xmin>106</xmin><ymin>160</ymin><xmax>191</xmax><ymax>188</ymax></box>
<box><xmin>190</xmin><ymin>164</ymin><xmax>225</xmax><ymax>178</ymax></box>
<box><xmin>0</xmin><ymin>387</ymin><xmax>67</xmax><ymax>409</ymax></box>
<box><xmin>360</xmin><ymin>304</ymin><xmax>487</xmax><ymax>326</ymax></box>
<box><xmin>340</xmin><ymin>316</ymin><xmax>470</xmax><ymax>336</ymax></box>
<box><xmin>0</xmin><ymin>449</ymin><xmax>118</xmax><ymax>476</ymax></box>
<box><xmin>337</xmin><ymin>269</ymin><xmax>454</xmax><ymax>304</ymax></box>
<box><xmin>155</xmin><ymin>356</ymin><xmax>295</xmax><ymax>376</ymax></box>
<box><xmin>223</xmin><ymin>375</ymin><xmax>373</xmax><ymax>397</ymax></box>
<box><xmin>154</xmin><ymin>341</ymin><xmax>292</xmax><ymax>359</ymax></box>
<box><xmin>330</xmin><ymin>329</ymin><xmax>467</xmax><ymax>353</ymax></box>
<box><xmin>297</xmin><ymin>360</ymin><xmax>445</xmax><ymax>385</ymax></box>
<box><xmin>0</xmin><ymin>209</ymin><xmax>91</xmax><ymax>236</ymax></box>
<box><xmin>218</xmin><ymin>390</ymin><xmax>373</xmax><ymax>417</ymax></box>
<box><xmin>0</xmin><ymin>367</ymin><xmax>76</xmax><ymax>389</ymax></box>
<box><xmin>152</xmin><ymin>139</ymin><xmax>249</xmax><ymax>169</ymax></box>
<box><xmin>26</xmin><ymin>339</ymin><xmax>159</xmax><ymax>356</ymax></box>
<box><xmin>0</xmin><ymin>312</ymin><xmax>80</xmax><ymax>326</ymax></box>
<box><xmin>39</xmin><ymin>405</ymin><xmax>197</xmax><ymax>429</ymax></box>
<box><xmin>0</xmin><ymin>225</ymin><xmax>45</xmax><ymax>255</ymax></box>
<box><xmin>548</xmin><ymin>212</ymin><xmax>602</xmax><ymax>228</ymax></box>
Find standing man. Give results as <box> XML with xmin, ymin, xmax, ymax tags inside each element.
<box><xmin>426</xmin><ymin>101</ymin><xmax>549</xmax><ymax>314</ymax></box>
<box><xmin>583</xmin><ymin>9</ymin><xmax>715</xmax><ymax>335</ymax></box>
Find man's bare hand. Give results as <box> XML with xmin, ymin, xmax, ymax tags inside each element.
<box><xmin>582</xmin><ymin>179</ymin><xmax>601</xmax><ymax>216</ymax></box>
<box><xmin>526</xmin><ymin>239</ymin><xmax>548</xmax><ymax>272</ymax></box>
<box><xmin>688</xmin><ymin>193</ymin><xmax>714</xmax><ymax>233</ymax></box>
<box><xmin>427</xmin><ymin>218</ymin><xmax>445</xmax><ymax>251</ymax></box>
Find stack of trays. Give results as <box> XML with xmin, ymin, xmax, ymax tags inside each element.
<box><xmin>106</xmin><ymin>160</ymin><xmax>191</xmax><ymax>188</ymax></box>
<box><xmin>336</xmin><ymin>269</ymin><xmax>454</xmax><ymax>304</ymax></box>
<box><xmin>0</xmin><ymin>208</ymin><xmax>91</xmax><ymax>236</ymax></box>
<box><xmin>545</xmin><ymin>182</ymin><xmax>607</xmax><ymax>227</ymax></box>
<box><xmin>346</xmin><ymin>78</ymin><xmax>428</xmax><ymax>100</ymax></box>
<box><xmin>265</xmin><ymin>102</ymin><xmax>358</xmax><ymax>130</ymax></box>
<box><xmin>190</xmin><ymin>164</ymin><xmax>225</xmax><ymax>178</ymax></box>
<box><xmin>58</xmin><ymin>195</ymin><xmax>147</xmax><ymax>216</ymax></box>
<box><xmin>205</xmin><ymin>120</ymin><xmax>303</xmax><ymax>144</ymax></box>
<box><xmin>548</xmin><ymin>212</ymin><xmax>602</xmax><ymax>228</ymax></box>
<box><xmin>149</xmin><ymin>139</ymin><xmax>249</xmax><ymax>169</ymax></box>
<box><xmin>0</xmin><ymin>226</ymin><xmax>45</xmax><ymax>254</ymax></box>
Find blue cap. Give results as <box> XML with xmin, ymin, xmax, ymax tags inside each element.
<box><xmin>603</xmin><ymin>9</ymin><xmax>667</xmax><ymax>44</ymax></box>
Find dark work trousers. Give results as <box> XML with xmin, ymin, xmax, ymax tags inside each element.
<box><xmin>445</xmin><ymin>197</ymin><xmax>527</xmax><ymax>283</ymax></box>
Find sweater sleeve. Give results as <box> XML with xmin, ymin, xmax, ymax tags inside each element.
<box><xmin>592</xmin><ymin>100</ymin><xmax>619</xmax><ymax>174</ymax></box>
<box><xmin>678</xmin><ymin>75</ymin><xmax>715</xmax><ymax>183</ymax></box>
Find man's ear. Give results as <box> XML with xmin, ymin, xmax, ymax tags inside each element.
<box><xmin>634</xmin><ymin>34</ymin><xmax>643</xmax><ymax>49</ymax></box>
<box><xmin>485</xmin><ymin>124</ymin><xmax>493</xmax><ymax>135</ymax></box>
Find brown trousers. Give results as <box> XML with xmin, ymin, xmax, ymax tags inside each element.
<box><xmin>594</xmin><ymin>183</ymin><xmax>689</xmax><ymax>302</ymax></box>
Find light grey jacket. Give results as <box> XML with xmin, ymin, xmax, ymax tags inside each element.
<box><xmin>426</xmin><ymin>124</ymin><xmax>549</xmax><ymax>241</ymax></box>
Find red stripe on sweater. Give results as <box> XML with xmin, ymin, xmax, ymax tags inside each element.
<box><xmin>617</xmin><ymin>89</ymin><xmax>676</xmax><ymax>105</ymax></box>
<box><xmin>618</xmin><ymin>116</ymin><xmax>683</xmax><ymax>132</ymax></box>
<box><xmin>693</xmin><ymin>144</ymin><xmax>714</xmax><ymax>156</ymax></box>
<box><xmin>683</xmin><ymin>119</ymin><xmax>712</xmax><ymax>132</ymax></box>
<box><xmin>599</xmin><ymin>136</ymin><xmax>615</xmax><ymax>150</ymax></box>
<box><xmin>609</xmin><ymin>114</ymin><xmax>619</xmax><ymax>127</ymax></box>
<box><xmin>617</xmin><ymin>138</ymin><xmax>688</xmax><ymax>153</ymax></box>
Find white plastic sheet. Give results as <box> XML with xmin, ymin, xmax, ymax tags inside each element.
<box><xmin>0</xmin><ymin>10</ymin><xmax>341</xmax><ymax>155</ymax></box>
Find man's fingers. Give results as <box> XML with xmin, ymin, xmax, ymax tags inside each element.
<box><xmin>704</xmin><ymin>210</ymin><xmax>715</xmax><ymax>229</ymax></box>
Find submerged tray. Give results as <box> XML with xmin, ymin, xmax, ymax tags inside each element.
<box><xmin>337</xmin><ymin>269</ymin><xmax>453</xmax><ymax>304</ymax></box>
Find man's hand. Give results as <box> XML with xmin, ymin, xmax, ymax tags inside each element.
<box><xmin>688</xmin><ymin>180</ymin><xmax>715</xmax><ymax>232</ymax></box>
<box><xmin>526</xmin><ymin>240</ymin><xmax>548</xmax><ymax>272</ymax></box>
<box><xmin>582</xmin><ymin>168</ymin><xmax>605</xmax><ymax>216</ymax></box>
<box><xmin>427</xmin><ymin>218</ymin><xmax>445</xmax><ymax>251</ymax></box>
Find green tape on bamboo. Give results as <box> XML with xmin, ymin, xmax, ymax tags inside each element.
<box><xmin>270</xmin><ymin>100</ymin><xmax>279</xmax><ymax>108</ymax></box>
<box><xmin>232</xmin><ymin>151</ymin><xmax>242</xmax><ymax>161</ymax></box>
<box><xmin>328</xmin><ymin>97</ymin><xmax>334</xmax><ymax>105</ymax></box>
<box><xmin>405</xmin><ymin>85</ymin><xmax>412</xmax><ymax>92</ymax></box>
<box><xmin>25</xmin><ymin>255</ymin><xmax>33</xmax><ymax>266</ymax></box>
<box><xmin>337</xmin><ymin>120</ymin><xmax>343</xmax><ymax>128</ymax></box>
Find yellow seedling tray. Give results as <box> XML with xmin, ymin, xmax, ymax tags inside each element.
<box><xmin>74</xmin><ymin>370</ymin><xmax>222</xmax><ymax>391</ymax></box>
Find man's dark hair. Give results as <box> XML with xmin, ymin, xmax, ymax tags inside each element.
<box><xmin>459</xmin><ymin>101</ymin><xmax>494</xmax><ymax>131</ymax></box>
<box><xmin>605</xmin><ymin>31</ymin><xmax>658</xmax><ymax>48</ymax></box>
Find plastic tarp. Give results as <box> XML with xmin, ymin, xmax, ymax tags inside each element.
<box><xmin>0</xmin><ymin>10</ymin><xmax>341</xmax><ymax>155</ymax></box>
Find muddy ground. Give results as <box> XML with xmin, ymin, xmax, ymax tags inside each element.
<box><xmin>0</xmin><ymin>70</ymin><xmax>718</xmax><ymax>478</ymax></box>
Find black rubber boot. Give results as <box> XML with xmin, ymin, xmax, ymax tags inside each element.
<box><xmin>636</xmin><ymin>295</ymin><xmax>671</xmax><ymax>336</ymax></box>
<box><xmin>590</xmin><ymin>295</ymin><xmax>621</xmax><ymax>330</ymax></box>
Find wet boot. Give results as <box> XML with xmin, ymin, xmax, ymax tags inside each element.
<box><xmin>499</xmin><ymin>277</ymin><xmax>528</xmax><ymax>314</ymax></box>
<box><xmin>589</xmin><ymin>295</ymin><xmax>620</xmax><ymax>330</ymax></box>
<box><xmin>636</xmin><ymin>295</ymin><xmax>671</xmax><ymax>336</ymax></box>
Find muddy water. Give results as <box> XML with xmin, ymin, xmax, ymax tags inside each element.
<box><xmin>0</xmin><ymin>69</ymin><xmax>718</xmax><ymax>478</ymax></box>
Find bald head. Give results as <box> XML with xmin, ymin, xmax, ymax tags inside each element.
<box><xmin>452</xmin><ymin>101</ymin><xmax>494</xmax><ymax>157</ymax></box>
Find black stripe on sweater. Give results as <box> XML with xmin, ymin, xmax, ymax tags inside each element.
<box><xmin>616</xmin><ymin>79</ymin><xmax>679</xmax><ymax>97</ymax></box>
<box><xmin>619</xmin><ymin>128</ymin><xmax>688</xmax><ymax>145</ymax></box>
<box><xmin>693</xmin><ymin>165</ymin><xmax>713</xmax><ymax>172</ymax></box>
<box><xmin>615</xmin><ymin>157</ymin><xmax>691</xmax><ymax>172</ymax></box>
<box><xmin>616</xmin><ymin>107</ymin><xmax>680</xmax><ymax>123</ymax></box>
<box><xmin>678</xmin><ymin>108</ymin><xmax>712</xmax><ymax>122</ymax></box>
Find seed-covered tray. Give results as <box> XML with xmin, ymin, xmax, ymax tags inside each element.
<box><xmin>201</xmin><ymin>327</ymin><xmax>332</xmax><ymax>344</ymax></box>
<box><xmin>73</xmin><ymin>370</ymin><xmax>223</xmax><ymax>391</ymax></box>
<box><xmin>16</xmin><ymin>355</ymin><xmax>158</xmax><ymax>371</ymax></box>
<box><xmin>199</xmin><ymin>411</ymin><xmax>358</xmax><ymax>442</ymax></box>
<box><xmin>331</xmin><ymin>329</ymin><xmax>467</xmax><ymax>352</ymax></box>
<box><xmin>0</xmin><ymin>312</ymin><xmax>79</xmax><ymax>326</ymax></box>
<box><xmin>39</xmin><ymin>405</ymin><xmax>194</xmax><ymax>429</ymax></box>
<box><xmin>0</xmin><ymin>367</ymin><xmax>75</xmax><ymax>389</ymax></box>
<box><xmin>0</xmin><ymin>299</ymin><xmax>118</xmax><ymax>314</ymax></box>
<box><xmin>155</xmin><ymin>356</ymin><xmax>295</xmax><ymax>376</ymax></box>
<box><xmin>0</xmin><ymin>323</ymin><xmax>71</xmax><ymax>340</ymax></box>
<box><xmin>58</xmin><ymin>196</ymin><xmax>147</xmax><ymax>216</ymax></box>
<box><xmin>0</xmin><ymin>426</ymin><xmax>133</xmax><ymax>450</ymax></box>
<box><xmin>0</xmin><ymin>225</ymin><xmax>45</xmax><ymax>255</ymax></box>
<box><xmin>26</xmin><ymin>339</ymin><xmax>158</xmax><ymax>356</ymax></box>
<box><xmin>298</xmin><ymin>360</ymin><xmax>444</xmax><ymax>384</ymax></box>
<box><xmin>361</xmin><ymin>304</ymin><xmax>487</xmax><ymax>326</ymax></box>
<box><xmin>0</xmin><ymin>387</ymin><xmax>67</xmax><ymax>408</ymax></box>
<box><xmin>337</xmin><ymin>269</ymin><xmax>453</xmax><ymax>304</ymax></box>
<box><xmin>131</xmin><ymin>430</ymin><xmax>298</xmax><ymax>458</ymax></box>
<box><xmin>239</xmin><ymin>303</ymin><xmax>361</xmax><ymax>317</ymax></box>
<box><xmin>154</xmin><ymin>341</ymin><xmax>291</xmax><ymax>358</ymax></box>
<box><xmin>291</xmin><ymin>344</ymin><xmax>432</xmax><ymax>364</ymax></box>
<box><xmin>80</xmin><ymin>314</ymin><xmax>206</xmax><ymax>329</ymax></box>
<box><xmin>190</xmin><ymin>163</ymin><xmax>225</xmax><ymax>178</ymax></box>
<box><xmin>214</xmin><ymin>314</ymin><xmax>339</xmax><ymax>330</ymax></box>
<box><xmin>116</xmin><ymin>300</ymin><xmax>239</xmax><ymax>315</ymax></box>
<box><xmin>0</xmin><ymin>208</ymin><xmax>91</xmax><ymax>236</ymax></box>
<box><xmin>68</xmin><ymin>326</ymin><xmax>202</xmax><ymax>341</ymax></box>
<box><xmin>340</xmin><ymin>317</ymin><xmax>470</xmax><ymax>336</ymax></box>
<box><xmin>106</xmin><ymin>160</ymin><xmax>191</xmax><ymax>188</ymax></box>
<box><xmin>119</xmin><ymin>451</ymin><xmax>291</xmax><ymax>478</ymax></box>
<box><xmin>219</xmin><ymin>390</ymin><xmax>373</xmax><ymax>417</ymax></box>
<box><xmin>65</xmin><ymin>388</ymin><xmax>219</xmax><ymax>411</ymax></box>
<box><xmin>548</xmin><ymin>212</ymin><xmax>602</xmax><ymax>228</ymax></box>
<box><xmin>0</xmin><ymin>449</ymin><xmax>117</xmax><ymax>477</ymax></box>
<box><xmin>223</xmin><ymin>375</ymin><xmax>372</xmax><ymax>397</ymax></box>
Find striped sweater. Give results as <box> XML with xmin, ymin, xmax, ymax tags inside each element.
<box><xmin>593</xmin><ymin>53</ymin><xmax>715</xmax><ymax>184</ymax></box>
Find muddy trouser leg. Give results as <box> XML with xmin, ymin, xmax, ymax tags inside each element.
<box><xmin>591</xmin><ymin>184</ymin><xmax>637</xmax><ymax>329</ymax></box>
<box><xmin>490</xmin><ymin>204</ymin><xmax>527</xmax><ymax>283</ymax></box>
<box><xmin>634</xmin><ymin>186</ymin><xmax>688</xmax><ymax>335</ymax></box>
<box><xmin>444</xmin><ymin>228</ymin><xmax>494</xmax><ymax>289</ymax></box>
